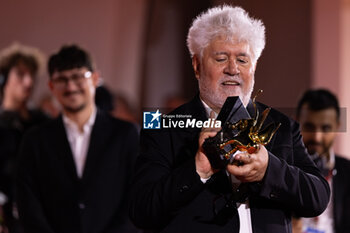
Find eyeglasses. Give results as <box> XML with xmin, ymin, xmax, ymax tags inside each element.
<box><xmin>51</xmin><ymin>71</ymin><xmax>92</xmax><ymax>88</ymax></box>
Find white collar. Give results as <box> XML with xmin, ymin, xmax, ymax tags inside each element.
<box><xmin>327</xmin><ymin>148</ymin><xmax>335</xmax><ymax>170</ymax></box>
<box><xmin>62</xmin><ymin>107</ymin><xmax>97</xmax><ymax>134</ymax></box>
<box><xmin>200</xmin><ymin>98</ymin><xmax>218</xmax><ymax>119</ymax></box>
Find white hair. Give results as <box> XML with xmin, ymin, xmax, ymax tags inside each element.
<box><xmin>186</xmin><ymin>5</ymin><xmax>265</xmax><ymax>63</ymax></box>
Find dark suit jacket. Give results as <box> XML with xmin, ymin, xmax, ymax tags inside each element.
<box><xmin>130</xmin><ymin>95</ymin><xmax>330</xmax><ymax>233</ymax></box>
<box><xmin>16</xmin><ymin>110</ymin><xmax>139</xmax><ymax>233</ymax></box>
<box><xmin>333</xmin><ymin>155</ymin><xmax>350</xmax><ymax>233</ymax></box>
<box><xmin>0</xmin><ymin>109</ymin><xmax>48</xmax><ymax>232</ymax></box>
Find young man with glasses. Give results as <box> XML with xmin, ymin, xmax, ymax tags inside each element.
<box><xmin>16</xmin><ymin>45</ymin><xmax>139</xmax><ymax>233</ymax></box>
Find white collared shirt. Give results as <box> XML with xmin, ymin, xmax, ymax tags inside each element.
<box><xmin>200</xmin><ymin>99</ymin><xmax>253</xmax><ymax>233</ymax></box>
<box><xmin>62</xmin><ymin>108</ymin><xmax>97</xmax><ymax>178</ymax></box>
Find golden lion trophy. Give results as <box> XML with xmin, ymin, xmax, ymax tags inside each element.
<box><xmin>203</xmin><ymin>90</ymin><xmax>281</xmax><ymax>169</ymax></box>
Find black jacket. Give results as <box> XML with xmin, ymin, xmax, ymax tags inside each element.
<box><xmin>16</xmin><ymin>110</ymin><xmax>139</xmax><ymax>233</ymax></box>
<box><xmin>333</xmin><ymin>155</ymin><xmax>350</xmax><ymax>233</ymax></box>
<box><xmin>130</xmin><ymin>95</ymin><xmax>330</xmax><ymax>233</ymax></box>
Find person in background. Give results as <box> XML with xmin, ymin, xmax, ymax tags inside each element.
<box><xmin>0</xmin><ymin>44</ymin><xmax>48</xmax><ymax>131</ymax></box>
<box><xmin>111</xmin><ymin>93</ymin><xmax>139</xmax><ymax>125</ymax></box>
<box><xmin>38</xmin><ymin>93</ymin><xmax>60</xmax><ymax>118</ymax></box>
<box><xmin>16</xmin><ymin>45</ymin><xmax>139</xmax><ymax>233</ymax></box>
<box><xmin>95</xmin><ymin>85</ymin><xmax>140</xmax><ymax>129</ymax></box>
<box><xmin>0</xmin><ymin>44</ymin><xmax>48</xmax><ymax>233</ymax></box>
<box><xmin>130</xmin><ymin>5</ymin><xmax>329</xmax><ymax>233</ymax></box>
<box><xmin>164</xmin><ymin>94</ymin><xmax>186</xmax><ymax>113</ymax></box>
<box><xmin>294</xmin><ymin>89</ymin><xmax>350</xmax><ymax>233</ymax></box>
<box><xmin>95</xmin><ymin>85</ymin><xmax>114</xmax><ymax>113</ymax></box>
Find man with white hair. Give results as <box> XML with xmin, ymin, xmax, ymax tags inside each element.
<box><xmin>130</xmin><ymin>5</ymin><xmax>330</xmax><ymax>233</ymax></box>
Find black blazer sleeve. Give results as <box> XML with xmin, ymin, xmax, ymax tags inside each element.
<box><xmin>16</xmin><ymin>128</ymin><xmax>55</xmax><ymax>233</ymax></box>
<box><xmin>129</xmin><ymin>103</ymin><xmax>330</xmax><ymax>231</ymax></box>
<box><xmin>129</xmin><ymin>128</ymin><xmax>205</xmax><ymax>229</ymax></box>
<box><xmin>258</xmin><ymin>119</ymin><xmax>330</xmax><ymax>217</ymax></box>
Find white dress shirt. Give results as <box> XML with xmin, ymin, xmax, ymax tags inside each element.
<box><xmin>200</xmin><ymin>99</ymin><xmax>253</xmax><ymax>233</ymax></box>
<box><xmin>62</xmin><ymin>108</ymin><xmax>97</xmax><ymax>178</ymax></box>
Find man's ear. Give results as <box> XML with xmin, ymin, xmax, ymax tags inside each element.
<box><xmin>48</xmin><ymin>79</ymin><xmax>54</xmax><ymax>91</ymax></box>
<box><xmin>192</xmin><ymin>55</ymin><xmax>200</xmax><ymax>80</ymax></box>
<box><xmin>91</xmin><ymin>71</ymin><xmax>100</xmax><ymax>87</ymax></box>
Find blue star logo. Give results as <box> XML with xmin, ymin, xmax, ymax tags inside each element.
<box><xmin>143</xmin><ymin>110</ymin><xmax>162</xmax><ymax>129</ymax></box>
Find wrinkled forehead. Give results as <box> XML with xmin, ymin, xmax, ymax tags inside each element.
<box><xmin>205</xmin><ymin>35</ymin><xmax>254</xmax><ymax>59</ymax></box>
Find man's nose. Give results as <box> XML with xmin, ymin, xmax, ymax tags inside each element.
<box><xmin>65</xmin><ymin>78</ymin><xmax>79</xmax><ymax>90</ymax></box>
<box><xmin>22</xmin><ymin>74</ymin><xmax>33</xmax><ymax>87</ymax></box>
<box><xmin>224</xmin><ymin>59</ymin><xmax>239</xmax><ymax>76</ymax></box>
<box><xmin>311</xmin><ymin>131</ymin><xmax>323</xmax><ymax>143</ymax></box>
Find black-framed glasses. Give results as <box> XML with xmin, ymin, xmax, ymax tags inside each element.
<box><xmin>51</xmin><ymin>71</ymin><xmax>92</xmax><ymax>89</ymax></box>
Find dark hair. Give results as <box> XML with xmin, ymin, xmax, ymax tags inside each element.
<box><xmin>0</xmin><ymin>52</ymin><xmax>38</xmax><ymax>99</ymax></box>
<box><xmin>48</xmin><ymin>45</ymin><xmax>94</xmax><ymax>77</ymax></box>
<box><xmin>296</xmin><ymin>89</ymin><xmax>340</xmax><ymax>121</ymax></box>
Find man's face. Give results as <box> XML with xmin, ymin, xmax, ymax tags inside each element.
<box><xmin>193</xmin><ymin>36</ymin><xmax>256</xmax><ymax>111</ymax></box>
<box><xmin>4</xmin><ymin>63</ymin><xmax>35</xmax><ymax>104</ymax></box>
<box><xmin>49</xmin><ymin>67</ymin><xmax>98</xmax><ymax>113</ymax></box>
<box><xmin>298</xmin><ymin>104</ymin><xmax>339</xmax><ymax>157</ymax></box>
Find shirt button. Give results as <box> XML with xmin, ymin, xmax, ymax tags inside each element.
<box><xmin>180</xmin><ymin>185</ymin><xmax>189</xmax><ymax>192</ymax></box>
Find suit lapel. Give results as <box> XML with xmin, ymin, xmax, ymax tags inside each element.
<box><xmin>54</xmin><ymin>116</ymin><xmax>79</xmax><ymax>182</ymax></box>
<box><xmin>190</xmin><ymin>95</ymin><xmax>208</xmax><ymax>121</ymax></box>
<box><xmin>180</xmin><ymin>94</ymin><xmax>209</xmax><ymax>134</ymax></box>
<box><xmin>333</xmin><ymin>157</ymin><xmax>341</xmax><ymax>229</ymax></box>
<box><xmin>81</xmin><ymin>110</ymin><xmax>110</xmax><ymax>184</ymax></box>
<box><xmin>53</xmin><ymin>111</ymin><xmax>113</xmax><ymax>185</ymax></box>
